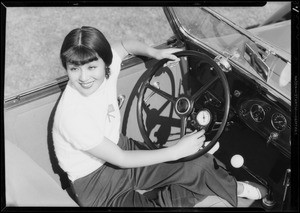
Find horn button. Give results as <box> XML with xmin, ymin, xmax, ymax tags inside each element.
<box><xmin>175</xmin><ymin>97</ymin><xmax>193</xmax><ymax>115</ymax></box>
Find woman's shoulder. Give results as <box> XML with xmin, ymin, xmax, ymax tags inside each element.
<box><xmin>55</xmin><ymin>86</ymin><xmax>83</xmax><ymax>117</ymax></box>
<box><xmin>55</xmin><ymin>98</ymin><xmax>89</xmax><ymax>131</ymax></box>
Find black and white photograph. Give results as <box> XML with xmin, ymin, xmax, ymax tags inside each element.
<box><xmin>1</xmin><ymin>1</ymin><xmax>298</xmax><ymax>211</ymax></box>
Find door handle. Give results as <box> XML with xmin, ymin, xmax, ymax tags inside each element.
<box><xmin>118</xmin><ymin>95</ymin><xmax>126</xmax><ymax>109</ymax></box>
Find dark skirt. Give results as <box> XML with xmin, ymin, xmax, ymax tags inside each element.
<box><xmin>71</xmin><ymin>134</ymin><xmax>238</xmax><ymax>207</ymax></box>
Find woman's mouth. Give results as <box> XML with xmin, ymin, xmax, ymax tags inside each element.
<box><xmin>80</xmin><ymin>81</ymin><xmax>94</xmax><ymax>89</ymax></box>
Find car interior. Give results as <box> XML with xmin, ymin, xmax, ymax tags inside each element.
<box><xmin>4</xmin><ymin>42</ymin><xmax>292</xmax><ymax>210</ymax></box>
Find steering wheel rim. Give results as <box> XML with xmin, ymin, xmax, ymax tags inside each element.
<box><xmin>137</xmin><ymin>50</ymin><xmax>230</xmax><ymax>161</ymax></box>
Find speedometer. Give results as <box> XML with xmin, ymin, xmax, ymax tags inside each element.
<box><xmin>271</xmin><ymin>113</ymin><xmax>287</xmax><ymax>131</ymax></box>
<box><xmin>196</xmin><ymin>109</ymin><xmax>212</xmax><ymax>126</ymax></box>
<box><xmin>250</xmin><ymin>104</ymin><xmax>265</xmax><ymax>122</ymax></box>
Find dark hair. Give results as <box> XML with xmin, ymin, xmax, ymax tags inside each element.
<box><xmin>60</xmin><ymin>26</ymin><xmax>112</xmax><ymax>78</ymax></box>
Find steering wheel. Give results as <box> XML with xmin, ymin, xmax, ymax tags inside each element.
<box><xmin>137</xmin><ymin>50</ymin><xmax>230</xmax><ymax>161</ymax></box>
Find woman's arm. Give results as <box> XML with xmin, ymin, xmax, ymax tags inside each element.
<box><xmin>111</xmin><ymin>39</ymin><xmax>181</xmax><ymax>63</ymax></box>
<box><xmin>86</xmin><ymin>129</ymin><xmax>206</xmax><ymax>168</ymax></box>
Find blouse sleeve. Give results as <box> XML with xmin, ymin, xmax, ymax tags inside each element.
<box><xmin>109</xmin><ymin>48</ymin><xmax>122</xmax><ymax>79</ymax></box>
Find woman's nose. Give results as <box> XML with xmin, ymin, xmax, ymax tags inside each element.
<box><xmin>79</xmin><ymin>69</ymin><xmax>88</xmax><ymax>81</ymax></box>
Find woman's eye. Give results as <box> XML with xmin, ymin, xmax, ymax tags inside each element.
<box><xmin>89</xmin><ymin>66</ymin><xmax>96</xmax><ymax>70</ymax></box>
<box><xmin>70</xmin><ymin>67</ymin><xmax>78</xmax><ymax>71</ymax></box>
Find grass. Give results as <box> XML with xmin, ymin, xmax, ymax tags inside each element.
<box><xmin>4</xmin><ymin>3</ymin><xmax>287</xmax><ymax>98</ymax></box>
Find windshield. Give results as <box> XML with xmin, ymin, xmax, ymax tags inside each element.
<box><xmin>171</xmin><ymin>7</ymin><xmax>290</xmax><ymax>101</ymax></box>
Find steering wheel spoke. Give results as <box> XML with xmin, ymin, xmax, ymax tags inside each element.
<box><xmin>180</xmin><ymin>116</ymin><xmax>188</xmax><ymax>138</ymax></box>
<box><xmin>211</xmin><ymin>121</ymin><xmax>223</xmax><ymax>132</ymax></box>
<box><xmin>145</xmin><ymin>83</ymin><xmax>177</xmax><ymax>104</ymax></box>
<box><xmin>191</xmin><ymin>75</ymin><xmax>220</xmax><ymax>102</ymax></box>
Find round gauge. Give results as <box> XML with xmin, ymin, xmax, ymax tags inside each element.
<box><xmin>196</xmin><ymin>109</ymin><xmax>212</xmax><ymax>126</ymax></box>
<box><xmin>250</xmin><ymin>104</ymin><xmax>265</xmax><ymax>122</ymax></box>
<box><xmin>271</xmin><ymin>113</ymin><xmax>287</xmax><ymax>131</ymax></box>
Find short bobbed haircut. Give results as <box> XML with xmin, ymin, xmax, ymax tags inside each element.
<box><xmin>60</xmin><ymin>26</ymin><xmax>113</xmax><ymax>72</ymax></box>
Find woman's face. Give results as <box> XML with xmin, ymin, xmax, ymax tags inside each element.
<box><xmin>66</xmin><ymin>57</ymin><xmax>106</xmax><ymax>97</ymax></box>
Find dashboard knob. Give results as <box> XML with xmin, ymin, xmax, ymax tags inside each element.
<box><xmin>267</xmin><ymin>132</ymin><xmax>279</xmax><ymax>145</ymax></box>
<box><xmin>270</xmin><ymin>132</ymin><xmax>279</xmax><ymax>139</ymax></box>
<box><xmin>234</xmin><ymin>90</ymin><xmax>242</xmax><ymax>97</ymax></box>
<box><xmin>231</xmin><ymin>154</ymin><xmax>244</xmax><ymax>168</ymax></box>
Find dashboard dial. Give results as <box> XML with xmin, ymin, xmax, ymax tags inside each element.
<box><xmin>196</xmin><ymin>109</ymin><xmax>211</xmax><ymax>126</ymax></box>
<box><xmin>271</xmin><ymin>113</ymin><xmax>287</xmax><ymax>131</ymax></box>
<box><xmin>250</xmin><ymin>104</ymin><xmax>265</xmax><ymax>122</ymax></box>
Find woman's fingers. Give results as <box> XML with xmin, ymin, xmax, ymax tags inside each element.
<box><xmin>190</xmin><ymin>129</ymin><xmax>205</xmax><ymax>138</ymax></box>
<box><xmin>184</xmin><ymin>129</ymin><xmax>206</xmax><ymax>150</ymax></box>
<box><xmin>163</xmin><ymin>59</ymin><xmax>179</xmax><ymax>67</ymax></box>
<box><xmin>161</xmin><ymin>48</ymin><xmax>182</xmax><ymax>67</ymax></box>
<box><xmin>175</xmin><ymin>129</ymin><xmax>206</xmax><ymax>158</ymax></box>
<box><xmin>192</xmin><ymin>129</ymin><xmax>206</xmax><ymax>149</ymax></box>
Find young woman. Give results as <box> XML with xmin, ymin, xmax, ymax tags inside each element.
<box><xmin>52</xmin><ymin>26</ymin><xmax>266</xmax><ymax>207</ymax></box>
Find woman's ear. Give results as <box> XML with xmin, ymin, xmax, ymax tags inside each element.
<box><xmin>105</xmin><ymin>66</ymin><xmax>111</xmax><ymax>79</ymax></box>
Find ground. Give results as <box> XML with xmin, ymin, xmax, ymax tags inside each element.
<box><xmin>4</xmin><ymin>3</ymin><xmax>287</xmax><ymax>97</ymax></box>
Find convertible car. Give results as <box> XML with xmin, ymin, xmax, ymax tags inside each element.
<box><xmin>4</xmin><ymin>4</ymin><xmax>295</xmax><ymax>211</ymax></box>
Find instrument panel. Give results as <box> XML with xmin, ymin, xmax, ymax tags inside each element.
<box><xmin>250</xmin><ymin>104</ymin><xmax>266</xmax><ymax>123</ymax></box>
<box><xmin>238</xmin><ymin>99</ymin><xmax>291</xmax><ymax>158</ymax></box>
<box><xmin>271</xmin><ymin>113</ymin><xmax>288</xmax><ymax>132</ymax></box>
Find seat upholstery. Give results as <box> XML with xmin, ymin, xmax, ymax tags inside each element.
<box><xmin>5</xmin><ymin>140</ymin><xmax>78</xmax><ymax>207</ymax></box>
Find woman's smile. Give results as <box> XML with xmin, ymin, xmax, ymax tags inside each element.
<box><xmin>79</xmin><ymin>80</ymin><xmax>95</xmax><ymax>89</ymax></box>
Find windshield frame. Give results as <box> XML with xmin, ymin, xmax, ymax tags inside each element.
<box><xmin>164</xmin><ymin>7</ymin><xmax>291</xmax><ymax>107</ymax></box>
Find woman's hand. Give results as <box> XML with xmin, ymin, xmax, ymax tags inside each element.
<box><xmin>153</xmin><ymin>48</ymin><xmax>182</xmax><ymax>67</ymax></box>
<box><xmin>116</xmin><ymin>40</ymin><xmax>183</xmax><ymax>63</ymax></box>
<box><xmin>171</xmin><ymin>129</ymin><xmax>206</xmax><ymax>160</ymax></box>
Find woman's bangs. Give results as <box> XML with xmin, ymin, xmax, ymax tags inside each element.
<box><xmin>64</xmin><ymin>46</ymin><xmax>98</xmax><ymax>66</ymax></box>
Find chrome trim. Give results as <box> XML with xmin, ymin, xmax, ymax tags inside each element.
<box><xmin>214</xmin><ymin>55</ymin><xmax>232</xmax><ymax>72</ymax></box>
<box><xmin>175</xmin><ymin>96</ymin><xmax>191</xmax><ymax>115</ymax></box>
<box><xmin>5</xmin><ymin>75</ymin><xmax>69</xmax><ymax>103</ymax></box>
<box><xmin>164</xmin><ymin>7</ymin><xmax>291</xmax><ymax>108</ymax></box>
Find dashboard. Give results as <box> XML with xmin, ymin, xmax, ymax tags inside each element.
<box><xmin>186</xmin><ymin>45</ymin><xmax>291</xmax><ymax>159</ymax></box>
<box><xmin>238</xmin><ymin>98</ymin><xmax>291</xmax><ymax>158</ymax></box>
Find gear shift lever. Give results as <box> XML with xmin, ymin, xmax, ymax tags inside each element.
<box><xmin>231</xmin><ymin>155</ymin><xmax>275</xmax><ymax>209</ymax></box>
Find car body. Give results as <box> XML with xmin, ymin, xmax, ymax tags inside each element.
<box><xmin>3</xmin><ymin>3</ymin><xmax>295</xmax><ymax>210</ymax></box>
